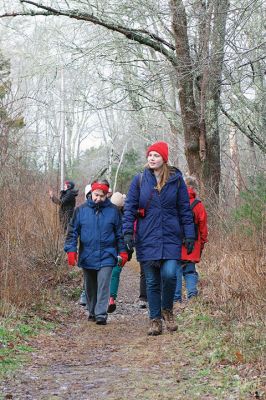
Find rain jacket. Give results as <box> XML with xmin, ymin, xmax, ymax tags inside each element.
<box><xmin>181</xmin><ymin>187</ymin><xmax>208</xmax><ymax>262</ymax></box>
<box><xmin>64</xmin><ymin>198</ymin><xmax>126</xmax><ymax>270</ymax></box>
<box><xmin>123</xmin><ymin>168</ymin><xmax>195</xmax><ymax>262</ymax></box>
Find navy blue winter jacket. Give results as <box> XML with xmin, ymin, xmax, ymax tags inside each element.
<box><xmin>64</xmin><ymin>198</ymin><xmax>126</xmax><ymax>270</ymax></box>
<box><xmin>123</xmin><ymin>168</ymin><xmax>195</xmax><ymax>262</ymax></box>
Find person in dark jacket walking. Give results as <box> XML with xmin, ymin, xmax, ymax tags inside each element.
<box><xmin>174</xmin><ymin>177</ymin><xmax>208</xmax><ymax>308</ymax></box>
<box><xmin>64</xmin><ymin>180</ymin><xmax>128</xmax><ymax>325</ymax></box>
<box><xmin>49</xmin><ymin>180</ymin><xmax>78</xmax><ymax>231</ymax></box>
<box><xmin>123</xmin><ymin>141</ymin><xmax>195</xmax><ymax>336</ymax></box>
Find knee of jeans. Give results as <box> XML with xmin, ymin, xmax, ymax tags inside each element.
<box><xmin>162</xmin><ymin>268</ymin><xmax>177</xmax><ymax>281</ymax></box>
<box><xmin>184</xmin><ymin>271</ymin><xmax>198</xmax><ymax>278</ymax></box>
<box><xmin>183</xmin><ymin>263</ymin><xmax>197</xmax><ymax>273</ymax></box>
<box><xmin>145</xmin><ymin>275</ymin><xmax>160</xmax><ymax>289</ymax></box>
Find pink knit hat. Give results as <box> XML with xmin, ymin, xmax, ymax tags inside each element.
<box><xmin>146</xmin><ymin>141</ymin><xmax>169</xmax><ymax>162</ymax></box>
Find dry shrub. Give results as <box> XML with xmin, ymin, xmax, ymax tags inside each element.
<box><xmin>200</xmin><ymin>217</ymin><xmax>265</xmax><ymax>321</ymax></box>
<box><xmin>0</xmin><ymin>177</ymin><xmax>69</xmax><ymax>315</ymax></box>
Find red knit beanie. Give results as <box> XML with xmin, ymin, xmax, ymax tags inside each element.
<box><xmin>146</xmin><ymin>141</ymin><xmax>169</xmax><ymax>162</ymax></box>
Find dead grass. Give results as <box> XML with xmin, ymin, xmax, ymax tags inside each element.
<box><xmin>200</xmin><ymin>225</ymin><xmax>265</xmax><ymax>321</ymax></box>
<box><xmin>0</xmin><ymin>179</ymin><xmax>68</xmax><ymax>315</ymax></box>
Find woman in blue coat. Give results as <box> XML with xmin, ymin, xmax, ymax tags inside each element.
<box><xmin>64</xmin><ymin>180</ymin><xmax>128</xmax><ymax>325</ymax></box>
<box><xmin>123</xmin><ymin>141</ymin><xmax>195</xmax><ymax>336</ymax></box>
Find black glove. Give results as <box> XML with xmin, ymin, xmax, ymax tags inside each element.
<box><xmin>184</xmin><ymin>238</ymin><xmax>195</xmax><ymax>255</ymax></box>
<box><xmin>123</xmin><ymin>233</ymin><xmax>134</xmax><ymax>252</ymax></box>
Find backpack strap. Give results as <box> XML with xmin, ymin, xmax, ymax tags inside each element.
<box><xmin>138</xmin><ymin>172</ymin><xmax>143</xmax><ymax>189</ymax></box>
<box><xmin>137</xmin><ymin>172</ymin><xmax>154</xmax><ymax>217</ymax></box>
<box><xmin>190</xmin><ymin>199</ymin><xmax>201</xmax><ymax>238</ymax></box>
<box><xmin>191</xmin><ymin>199</ymin><xmax>201</xmax><ymax>210</ymax></box>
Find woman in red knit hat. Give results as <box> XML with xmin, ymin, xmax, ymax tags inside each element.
<box><xmin>64</xmin><ymin>179</ymin><xmax>128</xmax><ymax>325</ymax></box>
<box><xmin>123</xmin><ymin>141</ymin><xmax>195</xmax><ymax>336</ymax></box>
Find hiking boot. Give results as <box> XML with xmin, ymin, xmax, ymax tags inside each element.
<box><xmin>88</xmin><ymin>314</ymin><xmax>96</xmax><ymax>322</ymax></box>
<box><xmin>162</xmin><ymin>309</ymin><xmax>177</xmax><ymax>332</ymax></box>
<box><xmin>147</xmin><ymin>319</ymin><xmax>162</xmax><ymax>336</ymax></box>
<box><xmin>96</xmin><ymin>317</ymin><xmax>107</xmax><ymax>325</ymax></box>
<box><xmin>107</xmin><ymin>297</ymin><xmax>116</xmax><ymax>313</ymax></box>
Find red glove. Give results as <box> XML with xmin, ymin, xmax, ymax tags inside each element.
<box><xmin>67</xmin><ymin>252</ymin><xmax>77</xmax><ymax>267</ymax></box>
<box><xmin>119</xmin><ymin>252</ymin><xmax>128</xmax><ymax>267</ymax></box>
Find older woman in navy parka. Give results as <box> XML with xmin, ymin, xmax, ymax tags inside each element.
<box><xmin>123</xmin><ymin>141</ymin><xmax>195</xmax><ymax>336</ymax></box>
<box><xmin>64</xmin><ymin>180</ymin><xmax>128</xmax><ymax>325</ymax></box>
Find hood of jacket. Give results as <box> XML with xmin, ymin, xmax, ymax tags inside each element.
<box><xmin>187</xmin><ymin>187</ymin><xmax>196</xmax><ymax>200</ymax></box>
<box><xmin>86</xmin><ymin>197</ymin><xmax>111</xmax><ymax>211</ymax></box>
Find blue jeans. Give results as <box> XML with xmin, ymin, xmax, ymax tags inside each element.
<box><xmin>141</xmin><ymin>260</ymin><xmax>177</xmax><ymax>319</ymax></box>
<box><xmin>174</xmin><ymin>262</ymin><xmax>199</xmax><ymax>302</ymax></box>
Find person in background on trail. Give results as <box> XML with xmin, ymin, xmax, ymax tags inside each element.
<box><xmin>49</xmin><ymin>180</ymin><xmax>78</xmax><ymax>232</ymax></box>
<box><xmin>107</xmin><ymin>192</ymin><xmax>134</xmax><ymax>313</ymax></box>
<box><xmin>64</xmin><ymin>179</ymin><xmax>128</xmax><ymax>325</ymax></box>
<box><xmin>174</xmin><ymin>176</ymin><xmax>208</xmax><ymax>310</ymax></box>
<box><xmin>123</xmin><ymin>141</ymin><xmax>195</xmax><ymax>336</ymax></box>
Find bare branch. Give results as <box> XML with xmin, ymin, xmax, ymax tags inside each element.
<box><xmin>220</xmin><ymin>105</ymin><xmax>266</xmax><ymax>153</ymax></box>
<box><xmin>0</xmin><ymin>0</ymin><xmax>177</xmax><ymax>65</ymax></box>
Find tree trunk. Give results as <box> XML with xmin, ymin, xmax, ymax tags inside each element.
<box><xmin>170</xmin><ymin>0</ymin><xmax>202</xmax><ymax>184</ymax></box>
<box><xmin>200</xmin><ymin>0</ymin><xmax>229</xmax><ymax>197</ymax></box>
<box><xmin>229</xmin><ymin>126</ymin><xmax>243</xmax><ymax>205</ymax></box>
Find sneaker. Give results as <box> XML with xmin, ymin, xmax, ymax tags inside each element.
<box><xmin>79</xmin><ymin>290</ymin><xmax>87</xmax><ymax>306</ymax></box>
<box><xmin>147</xmin><ymin>319</ymin><xmax>162</xmax><ymax>336</ymax></box>
<box><xmin>162</xmin><ymin>309</ymin><xmax>177</xmax><ymax>332</ymax></box>
<box><xmin>96</xmin><ymin>317</ymin><xmax>107</xmax><ymax>325</ymax></box>
<box><xmin>107</xmin><ymin>297</ymin><xmax>116</xmax><ymax>313</ymax></box>
<box><xmin>88</xmin><ymin>315</ymin><xmax>96</xmax><ymax>322</ymax></box>
<box><xmin>139</xmin><ymin>299</ymin><xmax>147</xmax><ymax>309</ymax></box>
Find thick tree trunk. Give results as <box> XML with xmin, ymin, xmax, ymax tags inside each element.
<box><xmin>201</xmin><ymin>0</ymin><xmax>229</xmax><ymax>197</ymax></box>
<box><xmin>170</xmin><ymin>0</ymin><xmax>228</xmax><ymax>198</ymax></box>
<box><xmin>170</xmin><ymin>0</ymin><xmax>202</xmax><ymax>185</ymax></box>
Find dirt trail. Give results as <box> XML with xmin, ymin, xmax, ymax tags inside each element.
<box><xmin>0</xmin><ymin>263</ymin><xmax>260</xmax><ymax>400</ymax></box>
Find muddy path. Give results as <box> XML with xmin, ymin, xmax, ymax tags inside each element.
<box><xmin>0</xmin><ymin>262</ymin><xmax>263</xmax><ymax>400</ymax></box>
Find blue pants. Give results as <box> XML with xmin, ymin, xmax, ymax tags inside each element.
<box><xmin>174</xmin><ymin>262</ymin><xmax>199</xmax><ymax>302</ymax></box>
<box><xmin>141</xmin><ymin>260</ymin><xmax>177</xmax><ymax>319</ymax></box>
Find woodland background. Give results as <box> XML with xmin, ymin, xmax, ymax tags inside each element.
<box><xmin>0</xmin><ymin>0</ymin><xmax>265</xmax><ymax>327</ymax></box>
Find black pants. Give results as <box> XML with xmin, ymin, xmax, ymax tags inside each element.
<box><xmin>139</xmin><ymin>263</ymin><xmax>147</xmax><ymax>301</ymax></box>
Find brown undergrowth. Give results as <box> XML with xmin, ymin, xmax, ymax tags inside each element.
<box><xmin>0</xmin><ymin>179</ymin><xmax>69</xmax><ymax>316</ymax></box>
<box><xmin>200</xmin><ymin>226</ymin><xmax>265</xmax><ymax>322</ymax></box>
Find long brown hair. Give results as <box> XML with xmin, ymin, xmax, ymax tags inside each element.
<box><xmin>145</xmin><ymin>163</ymin><xmax>171</xmax><ymax>192</ymax></box>
<box><xmin>156</xmin><ymin>163</ymin><xmax>171</xmax><ymax>192</ymax></box>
